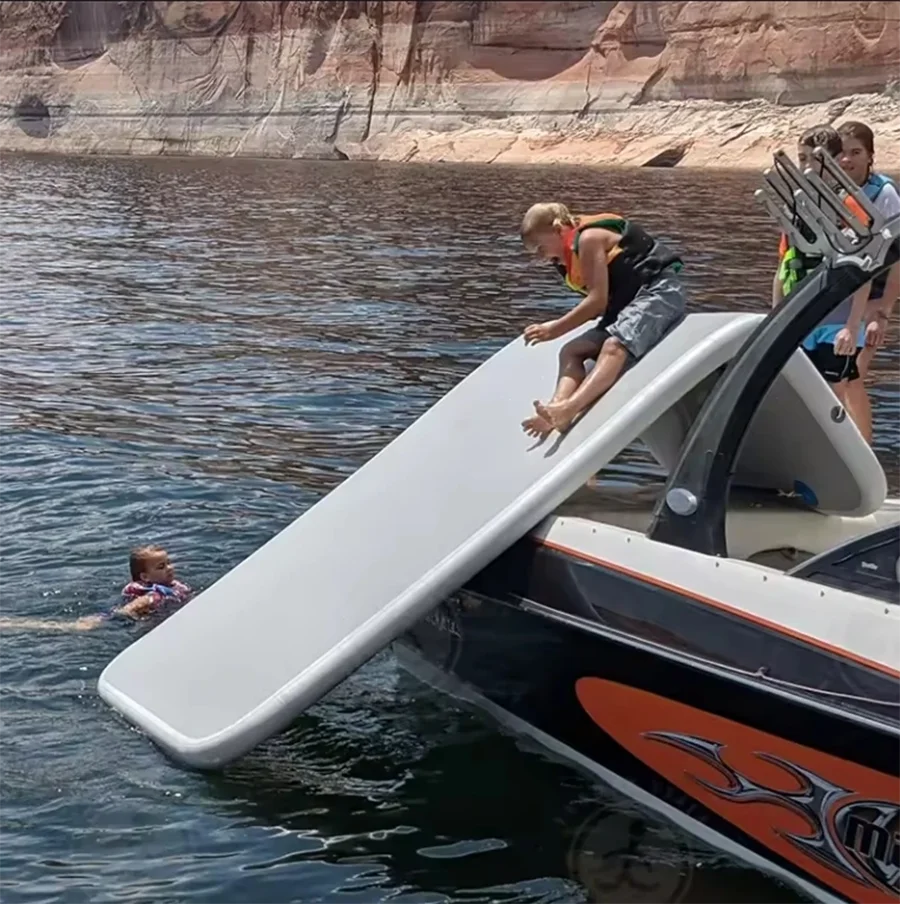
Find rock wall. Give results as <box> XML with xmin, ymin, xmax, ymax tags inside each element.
<box><xmin>1</xmin><ymin>1</ymin><xmax>898</xmax><ymax>167</ymax></box>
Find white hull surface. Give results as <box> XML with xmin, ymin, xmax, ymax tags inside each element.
<box><xmin>533</xmin><ymin>515</ymin><xmax>900</xmax><ymax>676</ymax></box>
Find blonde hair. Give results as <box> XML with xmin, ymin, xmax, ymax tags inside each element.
<box><xmin>520</xmin><ymin>202</ymin><xmax>576</xmax><ymax>239</ymax></box>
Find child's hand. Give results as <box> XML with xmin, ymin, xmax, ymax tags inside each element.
<box><xmin>865</xmin><ymin>317</ymin><xmax>886</xmax><ymax>349</ymax></box>
<box><xmin>118</xmin><ymin>594</ymin><xmax>156</xmax><ymax>618</ymax></box>
<box><xmin>524</xmin><ymin>320</ymin><xmax>561</xmax><ymax>345</ymax></box>
<box><xmin>833</xmin><ymin>327</ymin><xmax>856</xmax><ymax>357</ymax></box>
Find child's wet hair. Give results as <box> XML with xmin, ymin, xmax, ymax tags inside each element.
<box><xmin>837</xmin><ymin>120</ymin><xmax>875</xmax><ymax>156</ymax></box>
<box><xmin>130</xmin><ymin>545</ymin><xmax>166</xmax><ymax>580</ymax></box>
<box><xmin>520</xmin><ymin>202</ymin><xmax>576</xmax><ymax>239</ymax></box>
<box><xmin>798</xmin><ymin>124</ymin><xmax>842</xmax><ymax>159</ymax></box>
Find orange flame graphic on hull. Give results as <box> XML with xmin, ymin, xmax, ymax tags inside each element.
<box><xmin>575</xmin><ymin>678</ymin><xmax>899</xmax><ymax>904</ymax></box>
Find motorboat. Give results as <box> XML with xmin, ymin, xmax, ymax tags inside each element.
<box><xmin>395</xmin><ymin>149</ymin><xmax>900</xmax><ymax>904</ymax></box>
<box><xmin>97</xmin><ymin>143</ymin><xmax>898</xmax><ymax>903</ymax></box>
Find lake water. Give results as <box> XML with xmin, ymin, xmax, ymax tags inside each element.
<box><xmin>1</xmin><ymin>152</ymin><xmax>897</xmax><ymax>904</ymax></box>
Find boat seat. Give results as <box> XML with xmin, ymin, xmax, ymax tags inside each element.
<box><xmin>638</xmin><ymin>345</ymin><xmax>888</xmax><ymax>518</ymax></box>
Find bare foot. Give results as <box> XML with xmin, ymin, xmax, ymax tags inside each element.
<box><xmin>521</xmin><ymin>411</ymin><xmax>553</xmax><ymax>438</ymax></box>
<box><xmin>534</xmin><ymin>399</ymin><xmax>576</xmax><ymax>433</ymax></box>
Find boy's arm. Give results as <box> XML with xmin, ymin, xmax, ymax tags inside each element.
<box><xmin>772</xmin><ymin>272</ymin><xmax>783</xmax><ymax>308</ymax></box>
<box><xmin>523</xmin><ymin>231</ymin><xmax>613</xmax><ymax>344</ymax></box>
<box><xmin>551</xmin><ymin>231</ymin><xmax>611</xmax><ymax>334</ymax></box>
<box><xmin>866</xmin><ymin>261</ymin><xmax>898</xmax><ymax>348</ymax></box>
<box><xmin>0</xmin><ymin>615</ymin><xmax>105</xmax><ymax>632</ymax></box>
<box><xmin>846</xmin><ymin>282</ymin><xmax>871</xmax><ymax>330</ymax></box>
<box><xmin>114</xmin><ymin>594</ymin><xmax>157</xmax><ymax>618</ymax></box>
<box><xmin>881</xmin><ymin>262</ymin><xmax>899</xmax><ymax>318</ymax></box>
<box><xmin>865</xmin><ymin>186</ymin><xmax>900</xmax><ymax>346</ymax></box>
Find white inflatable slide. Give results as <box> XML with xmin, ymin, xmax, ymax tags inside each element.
<box><xmin>99</xmin><ymin>312</ymin><xmax>770</xmax><ymax>768</ymax></box>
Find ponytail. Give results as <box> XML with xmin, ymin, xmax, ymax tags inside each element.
<box><xmin>521</xmin><ymin>202</ymin><xmax>576</xmax><ymax>239</ymax></box>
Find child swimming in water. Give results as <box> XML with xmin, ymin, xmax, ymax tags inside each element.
<box><xmin>519</xmin><ymin>202</ymin><xmax>686</xmax><ymax>436</ymax></box>
<box><xmin>117</xmin><ymin>544</ymin><xmax>192</xmax><ymax>618</ymax></box>
<box><xmin>0</xmin><ymin>544</ymin><xmax>193</xmax><ymax>632</ymax></box>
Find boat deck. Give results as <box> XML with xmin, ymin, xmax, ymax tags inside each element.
<box><xmin>551</xmin><ymin>478</ymin><xmax>900</xmax><ymax>571</ymax></box>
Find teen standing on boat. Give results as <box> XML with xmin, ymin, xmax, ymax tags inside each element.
<box><xmin>519</xmin><ymin>203</ymin><xmax>686</xmax><ymax>437</ymax></box>
<box><xmin>835</xmin><ymin>120</ymin><xmax>900</xmax><ymax>443</ymax></box>
<box><xmin>771</xmin><ymin>125</ymin><xmax>873</xmax><ymax>440</ymax></box>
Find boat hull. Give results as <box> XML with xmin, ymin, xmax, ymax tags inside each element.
<box><xmin>395</xmin><ymin>536</ymin><xmax>900</xmax><ymax>904</ymax></box>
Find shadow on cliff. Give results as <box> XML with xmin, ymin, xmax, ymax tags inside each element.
<box><xmin>50</xmin><ymin>0</ymin><xmax>130</xmax><ymax>70</ymax></box>
<box><xmin>464</xmin><ymin>1</ymin><xmax>617</xmax><ymax>83</ymax></box>
<box><xmin>47</xmin><ymin>0</ymin><xmax>246</xmax><ymax>70</ymax></box>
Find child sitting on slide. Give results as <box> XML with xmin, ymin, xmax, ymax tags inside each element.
<box><xmin>0</xmin><ymin>544</ymin><xmax>193</xmax><ymax>632</ymax></box>
<box><xmin>519</xmin><ymin>202</ymin><xmax>686</xmax><ymax>437</ymax></box>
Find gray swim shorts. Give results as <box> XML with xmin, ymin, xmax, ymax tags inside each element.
<box><xmin>578</xmin><ymin>271</ymin><xmax>687</xmax><ymax>360</ymax></box>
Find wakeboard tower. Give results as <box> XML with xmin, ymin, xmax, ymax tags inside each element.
<box><xmin>648</xmin><ymin>145</ymin><xmax>900</xmax><ymax>554</ymax></box>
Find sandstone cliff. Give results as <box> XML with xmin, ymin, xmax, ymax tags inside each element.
<box><xmin>1</xmin><ymin>1</ymin><xmax>898</xmax><ymax>167</ymax></box>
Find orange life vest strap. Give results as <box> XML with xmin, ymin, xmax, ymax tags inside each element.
<box><xmin>561</xmin><ymin>214</ymin><xmax>626</xmax><ymax>294</ymax></box>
